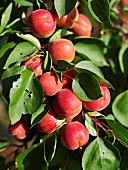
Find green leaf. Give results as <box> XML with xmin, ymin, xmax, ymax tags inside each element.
<box><xmin>82</xmin><ymin>137</ymin><xmax>120</xmax><ymax>170</ymax></box>
<box><xmin>9</xmin><ymin>68</ymin><xmax>44</xmax><ymax>124</ymax></box>
<box><xmin>72</xmin><ymin>72</ymin><xmax>102</xmax><ymax>101</ymax></box>
<box><xmin>2</xmin><ymin>66</ymin><xmax>26</xmax><ymax>101</ymax></box>
<box><xmin>31</xmin><ymin>104</ymin><xmax>50</xmax><ymax>127</ymax></box>
<box><xmin>0</xmin><ymin>3</ymin><xmax>12</xmax><ymax>33</ymax></box>
<box><xmin>107</xmin><ymin>119</ymin><xmax>128</xmax><ymax>147</ymax></box>
<box><xmin>54</xmin><ymin>0</ymin><xmax>77</xmax><ymax>18</ymax></box>
<box><xmin>85</xmin><ymin>114</ymin><xmax>97</xmax><ymax>136</ymax></box>
<box><xmin>14</xmin><ymin>0</ymin><xmax>33</xmax><ymax>6</ymax></box>
<box><xmin>6</xmin><ymin>18</ymin><xmax>20</xmax><ymax>28</ymax></box>
<box><xmin>44</xmin><ymin>135</ymin><xmax>57</xmax><ymax>163</ymax></box>
<box><xmin>112</xmin><ymin>91</ymin><xmax>128</xmax><ymax>128</ymax></box>
<box><xmin>50</xmin><ymin>144</ymin><xmax>68</xmax><ymax>167</ymax></box>
<box><xmin>57</xmin><ymin>60</ymin><xmax>74</xmax><ymax>70</ymax></box>
<box><xmin>0</xmin><ymin>140</ymin><xmax>9</xmax><ymax>151</ymax></box>
<box><xmin>16</xmin><ymin>144</ymin><xmax>47</xmax><ymax>170</ymax></box>
<box><xmin>75</xmin><ymin>39</ymin><xmax>108</xmax><ymax>67</ymax></box>
<box><xmin>75</xmin><ymin>61</ymin><xmax>113</xmax><ymax>88</ymax></box>
<box><xmin>44</xmin><ymin>52</ymin><xmax>52</xmax><ymax>72</ymax></box>
<box><xmin>88</xmin><ymin>0</ymin><xmax>110</xmax><ymax>23</ymax></box>
<box><xmin>4</xmin><ymin>42</ymin><xmax>38</xmax><ymax>69</ymax></box>
<box><xmin>118</xmin><ymin>41</ymin><xmax>128</xmax><ymax>76</ymax></box>
<box><xmin>50</xmin><ymin>29</ymin><xmax>73</xmax><ymax>42</ymax></box>
<box><xmin>16</xmin><ymin>33</ymin><xmax>41</xmax><ymax>49</ymax></box>
<box><xmin>0</xmin><ymin>42</ymin><xmax>16</xmax><ymax>59</ymax></box>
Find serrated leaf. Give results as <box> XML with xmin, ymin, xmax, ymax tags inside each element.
<box><xmin>85</xmin><ymin>114</ymin><xmax>97</xmax><ymax>136</ymax></box>
<box><xmin>75</xmin><ymin>39</ymin><xmax>108</xmax><ymax>67</ymax></box>
<box><xmin>54</xmin><ymin>0</ymin><xmax>77</xmax><ymax>18</ymax></box>
<box><xmin>0</xmin><ymin>3</ymin><xmax>12</xmax><ymax>33</ymax></box>
<box><xmin>88</xmin><ymin>0</ymin><xmax>110</xmax><ymax>23</ymax></box>
<box><xmin>16</xmin><ymin>144</ymin><xmax>47</xmax><ymax>170</ymax></box>
<box><xmin>82</xmin><ymin>137</ymin><xmax>120</xmax><ymax>170</ymax></box>
<box><xmin>75</xmin><ymin>61</ymin><xmax>113</xmax><ymax>88</ymax></box>
<box><xmin>31</xmin><ymin>104</ymin><xmax>50</xmax><ymax>127</ymax></box>
<box><xmin>72</xmin><ymin>72</ymin><xmax>102</xmax><ymax>101</ymax></box>
<box><xmin>50</xmin><ymin>29</ymin><xmax>73</xmax><ymax>42</ymax></box>
<box><xmin>14</xmin><ymin>0</ymin><xmax>33</xmax><ymax>6</ymax></box>
<box><xmin>0</xmin><ymin>42</ymin><xmax>16</xmax><ymax>59</ymax></box>
<box><xmin>16</xmin><ymin>33</ymin><xmax>41</xmax><ymax>49</ymax></box>
<box><xmin>9</xmin><ymin>68</ymin><xmax>44</xmax><ymax>124</ymax></box>
<box><xmin>4</xmin><ymin>42</ymin><xmax>37</xmax><ymax>69</ymax></box>
<box><xmin>112</xmin><ymin>91</ymin><xmax>128</xmax><ymax>128</ymax></box>
<box><xmin>118</xmin><ymin>41</ymin><xmax>128</xmax><ymax>76</ymax></box>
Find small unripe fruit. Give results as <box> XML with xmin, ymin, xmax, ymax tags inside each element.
<box><xmin>36</xmin><ymin>109</ymin><xmax>57</xmax><ymax>133</ymax></box>
<box><xmin>53</xmin><ymin>88</ymin><xmax>82</xmax><ymax>118</ymax></box>
<box><xmin>72</xmin><ymin>14</ymin><xmax>92</xmax><ymax>36</ymax></box>
<box><xmin>39</xmin><ymin>72</ymin><xmax>62</xmax><ymax>96</ymax></box>
<box><xmin>8</xmin><ymin>121</ymin><xmax>28</xmax><ymax>140</ymax></box>
<box><xmin>62</xmin><ymin>68</ymin><xmax>78</xmax><ymax>88</ymax></box>
<box><xmin>60</xmin><ymin>121</ymin><xmax>89</xmax><ymax>150</ymax></box>
<box><xmin>48</xmin><ymin>38</ymin><xmax>75</xmax><ymax>64</ymax></box>
<box><xmin>28</xmin><ymin>9</ymin><xmax>56</xmax><ymax>38</ymax></box>
<box><xmin>83</xmin><ymin>86</ymin><xmax>111</xmax><ymax>111</ymax></box>
<box><xmin>22</xmin><ymin>56</ymin><xmax>43</xmax><ymax>77</ymax></box>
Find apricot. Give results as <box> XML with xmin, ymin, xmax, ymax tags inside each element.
<box><xmin>60</xmin><ymin>121</ymin><xmax>89</xmax><ymax>150</ymax></box>
<box><xmin>53</xmin><ymin>88</ymin><xmax>82</xmax><ymax>118</ymax></box>
<box><xmin>39</xmin><ymin>71</ymin><xmax>62</xmax><ymax>96</ymax></box>
<box><xmin>48</xmin><ymin>38</ymin><xmax>75</xmax><ymax>64</ymax></box>
<box><xmin>36</xmin><ymin>109</ymin><xmax>57</xmax><ymax>133</ymax></box>
<box><xmin>72</xmin><ymin>14</ymin><xmax>92</xmax><ymax>36</ymax></box>
<box><xmin>8</xmin><ymin>121</ymin><xmax>28</xmax><ymax>140</ymax></box>
<box><xmin>68</xmin><ymin>8</ymin><xmax>79</xmax><ymax>22</ymax></box>
<box><xmin>62</xmin><ymin>68</ymin><xmax>78</xmax><ymax>87</ymax></box>
<box><xmin>121</xmin><ymin>0</ymin><xmax>128</xmax><ymax>7</ymax></box>
<box><xmin>83</xmin><ymin>86</ymin><xmax>111</xmax><ymax>111</ymax></box>
<box><xmin>28</xmin><ymin>9</ymin><xmax>56</xmax><ymax>38</ymax></box>
<box><xmin>22</xmin><ymin>56</ymin><xmax>43</xmax><ymax>77</ymax></box>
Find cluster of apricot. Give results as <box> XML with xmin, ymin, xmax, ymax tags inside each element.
<box><xmin>8</xmin><ymin>8</ymin><xmax>111</xmax><ymax>150</ymax></box>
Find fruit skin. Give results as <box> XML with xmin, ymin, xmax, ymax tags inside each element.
<box><xmin>60</xmin><ymin>121</ymin><xmax>89</xmax><ymax>150</ymax></box>
<box><xmin>39</xmin><ymin>71</ymin><xmax>62</xmax><ymax>96</ymax></box>
<box><xmin>27</xmin><ymin>9</ymin><xmax>56</xmax><ymax>38</ymax></box>
<box><xmin>68</xmin><ymin>8</ymin><xmax>79</xmax><ymax>22</ymax></box>
<box><xmin>53</xmin><ymin>10</ymin><xmax>74</xmax><ymax>29</ymax></box>
<box><xmin>22</xmin><ymin>56</ymin><xmax>43</xmax><ymax>77</ymax></box>
<box><xmin>36</xmin><ymin>109</ymin><xmax>57</xmax><ymax>133</ymax></box>
<box><xmin>8</xmin><ymin>121</ymin><xmax>28</xmax><ymax>140</ymax></box>
<box><xmin>121</xmin><ymin>0</ymin><xmax>128</xmax><ymax>7</ymax></box>
<box><xmin>83</xmin><ymin>86</ymin><xmax>111</xmax><ymax>111</ymax></box>
<box><xmin>72</xmin><ymin>14</ymin><xmax>92</xmax><ymax>36</ymax></box>
<box><xmin>62</xmin><ymin>68</ymin><xmax>78</xmax><ymax>88</ymax></box>
<box><xmin>48</xmin><ymin>38</ymin><xmax>75</xmax><ymax>64</ymax></box>
<box><xmin>53</xmin><ymin>88</ymin><xmax>82</xmax><ymax>118</ymax></box>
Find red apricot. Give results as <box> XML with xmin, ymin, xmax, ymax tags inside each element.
<box><xmin>36</xmin><ymin>109</ymin><xmax>57</xmax><ymax>133</ymax></box>
<box><xmin>8</xmin><ymin>121</ymin><xmax>28</xmax><ymax>140</ymax></box>
<box><xmin>62</xmin><ymin>68</ymin><xmax>78</xmax><ymax>87</ymax></box>
<box><xmin>83</xmin><ymin>86</ymin><xmax>111</xmax><ymax>111</ymax></box>
<box><xmin>48</xmin><ymin>38</ymin><xmax>75</xmax><ymax>64</ymax></box>
<box><xmin>22</xmin><ymin>56</ymin><xmax>43</xmax><ymax>77</ymax></box>
<box><xmin>68</xmin><ymin>8</ymin><xmax>79</xmax><ymax>22</ymax></box>
<box><xmin>53</xmin><ymin>88</ymin><xmax>82</xmax><ymax>118</ymax></box>
<box><xmin>39</xmin><ymin>71</ymin><xmax>62</xmax><ymax>96</ymax></box>
<box><xmin>121</xmin><ymin>0</ymin><xmax>128</xmax><ymax>7</ymax></box>
<box><xmin>72</xmin><ymin>14</ymin><xmax>92</xmax><ymax>36</ymax></box>
<box><xmin>60</xmin><ymin>121</ymin><xmax>89</xmax><ymax>150</ymax></box>
<box><xmin>28</xmin><ymin>9</ymin><xmax>56</xmax><ymax>38</ymax></box>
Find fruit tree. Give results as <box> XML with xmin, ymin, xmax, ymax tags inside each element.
<box><xmin>0</xmin><ymin>0</ymin><xmax>128</xmax><ymax>169</ymax></box>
